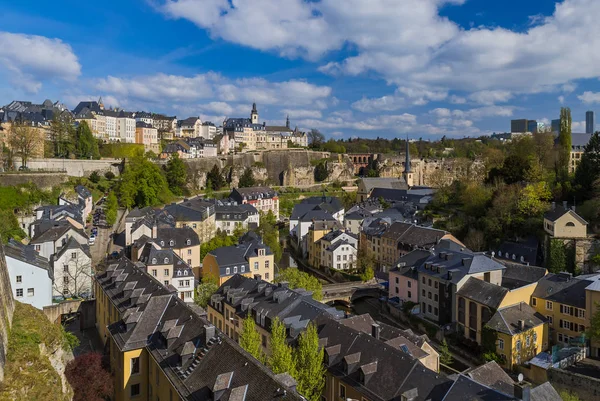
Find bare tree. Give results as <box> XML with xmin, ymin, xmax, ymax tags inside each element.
<box><xmin>308</xmin><ymin>129</ymin><xmax>325</xmax><ymax>147</ymax></box>
<box><xmin>54</xmin><ymin>250</ymin><xmax>93</xmax><ymax>299</ymax></box>
<box><xmin>9</xmin><ymin>123</ymin><xmax>39</xmax><ymax>167</ymax></box>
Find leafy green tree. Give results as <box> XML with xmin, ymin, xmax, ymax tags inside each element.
<box><xmin>75</xmin><ymin>121</ymin><xmax>100</xmax><ymax>160</ymax></box>
<box><xmin>254</xmin><ymin>211</ymin><xmax>282</xmax><ymax>263</ymax></box>
<box><xmin>275</xmin><ymin>268</ymin><xmax>322</xmax><ymax>301</ymax></box>
<box><xmin>0</xmin><ymin>210</ymin><xmax>26</xmax><ymax>243</ymax></box>
<box><xmin>165</xmin><ymin>153</ymin><xmax>188</xmax><ymax>196</ymax></box>
<box><xmin>517</xmin><ymin>182</ymin><xmax>551</xmax><ymax>216</ymax></box>
<box><xmin>439</xmin><ymin>339</ymin><xmax>453</xmax><ymax>365</ymax></box>
<box><xmin>194</xmin><ymin>275</ymin><xmax>219</xmax><ymax>308</ymax></box>
<box><xmin>560</xmin><ymin>390</ymin><xmax>582</xmax><ymax>401</ymax></box>
<box><xmin>240</xmin><ymin>316</ymin><xmax>265</xmax><ymax>363</ymax></box>
<box><xmin>574</xmin><ymin>132</ymin><xmax>600</xmax><ymax>200</ymax></box>
<box><xmin>117</xmin><ymin>150</ymin><xmax>171</xmax><ymax>208</ymax></box>
<box><xmin>105</xmin><ymin>192</ymin><xmax>118</xmax><ymax>226</ymax></box>
<box><xmin>360</xmin><ymin>267</ymin><xmax>374</xmax><ymax>282</ymax></box>
<box><xmin>557</xmin><ymin>107</ymin><xmax>572</xmax><ymax>182</ymax></box>
<box><xmin>89</xmin><ymin>171</ymin><xmax>101</xmax><ymax>184</ymax></box>
<box><xmin>314</xmin><ymin>161</ymin><xmax>329</xmax><ymax>182</ymax></box>
<box><xmin>294</xmin><ymin>324</ymin><xmax>325</xmax><ymax>401</ymax></box>
<box><xmin>239</xmin><ymin>167</ymin><xmax>256</xmax><ymax>188</ymax></box>
<box><xmin>268</xmin><ymin>317</ymin><xmax>296</xmax><ymax>375</ymax></box>
<box><xmin>200</xmin><ymin>232</ymin><xmax>237</xmax><ymax>261</ymax></box>
<box><xmin>204</xmin><ymin>178</ymin><xmax>214</xmax><ymax>198</ymax></box>
<box><xmin>548</xmin><ymin>239</ymin><xmax>567</xmax><ymax>273</ymax></box>
<box><xmin>207</xmin><ymin>165</ymin><xmax>225</xmax><ymax>190</ymax></box>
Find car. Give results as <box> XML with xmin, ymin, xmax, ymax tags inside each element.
<box><xmin>88</xmin><ymin>236</ymin><xmax>96</xmax><ymax>245</ymax></box>
<box><xmin>92</xmin><ymin>227</ymin><xmax>98</xmax><ymax>235</ymax></box>
<box><xmin>18</xmin><ymin>165</ymin><xmax>29</xmax><ymax>171</ymax></box>
<box><xmin>110</xmin><ymin>251</ymin><xmax>120</xmax><ymax>259</ymax></box>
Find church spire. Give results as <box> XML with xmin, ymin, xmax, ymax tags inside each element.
<box><xmin>404</xmin><ymin>135</ymin><xmax>411</xmax><ymax>173</ymax></box>
<box><xmin>286</xmin><ymin>115</ymin><xmax>290</xmax><ymax>129</ymax></box>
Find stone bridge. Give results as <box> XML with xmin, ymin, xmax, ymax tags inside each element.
<box><xmin>347</xmin><ymin>153</ymin><xmax>378</xmax><ymax>174</ymax></box>
<box><xmin>321</xmin><ymin>282</ymin><xmax>383</xmax><ymax>305</ymax></box>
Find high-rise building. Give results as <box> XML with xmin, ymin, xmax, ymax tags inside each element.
<box><xmin>551</xmin><ymin>119</ymin><xmax>561</xmax><ymax>135</ymax></box>
<box><xmin>527</xmin><ymin>120</ymin><xmax>538</xmax><ymax>133</ymax></box>
<box><xmin>586</xmin><ymin>111</ymin><xmax>595</xmax><ymax>134</ymax></box>
<box><xmin>511</xmin><ymin>119</ymin><xmax>528</xmax><ymax>133</ymax></box>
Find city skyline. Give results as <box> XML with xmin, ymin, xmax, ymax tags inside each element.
<box><xmin>2</xmin><ymin>0</ymin><xmax>600</xmax><ymax>139</ymax></box>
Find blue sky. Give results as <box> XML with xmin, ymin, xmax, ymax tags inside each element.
<box><xmin>1</xmin><ymin>0</ymin><xmax>600</xmax><ymax>139</ymax></box>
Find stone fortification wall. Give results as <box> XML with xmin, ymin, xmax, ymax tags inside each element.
<box><xmin>0</xmin><ymin>240</ymin><xmax>16</xmax><ymax>382</ymax></box>
<box><xmin>13</xmin><ymin>158</ymin><xmax>123</xmax><ymax>177</ymax></box>
<box><xmin>0</xmin><ymin>172</ymin><xmax>70</xmax><ymax>190</ymax></box>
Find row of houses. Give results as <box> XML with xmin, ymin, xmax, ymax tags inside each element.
<box><xmin>93</xmin><ymin>259</ymin><xmax>562</xmax><ymax>401</ymax></box>
<box><xmin>5</xmin><ymin>185</ymin><xmax>94</xmax><ymax>308</ymax></box>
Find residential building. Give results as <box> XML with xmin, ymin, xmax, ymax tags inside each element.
<box><xmin>202</xmin><ymin>232</ymin><xmax>275</xmax><ymax>284</ymax></box>
<box><xmin>124</xmin><ymin>207</ymin><xmax>173</xmax><ymax>246</ymax></box>
<box><xmin>50</xmin><ymin>237</ymin><xmax>92</xmax><ymax>299</ymax></box>
<box><xmin>164</xmin><ymin>198</ymin><xmax>216</xmax><ymax>243</ymax></box>
<box><xmin>290</xmin><ymin>196</ymin><xmax>344</xmax><ymax>249</ymax></box>
<box><xmin>29</xmin><ymin>222</ymin><xmax>88</xmax><ymax>259</ymax></box>
<box><xmin>289</xmin><ymin>130</ymin><xmax>308</xmax><ymax>147</ymax></box>
<box><xmin>223</xmin><ymin>103</ymin><xmax>264</xmax><ymax>151</ymax></box>
<box><xmin>213</xmin><ymin>133</ymin><xmax>235</xmax><ymax>155</ymax></box>
<box><xmin>495</xmin><ymin>236</ymin><xmax>539</xmax><ymax>266</ymax></box>
<box><xmin>344</xmin><ymin>205</ymin><xmax>379</xmax><ymax>235</ymax></box>
<box><xmin>160</xmin><ymin>140</ymin><xmax>192</xmax><ymax>159</ymax></box>
<box><xmin>543</xmin><ymin>205</ymin><xmax>587</xmax><ymax>239</ymax></box>
<box><xmin>214</xmin><ymin>200</ymin><xmax>260</xmax><ymax>235</ymax></box>
<box><xmin>135</xmin><ymin>121</ymin><xmax>159</xmax><ymax>153</ymax></box>
<box><xmin>389</xmin><ymin>250</ymin><xmax>431</xmax><ymax>304</ymax></box>
<box><xmin>199</xmin><ymin>121</ymin><xmax>217</xmax><ymax>139</ymax></box>
<box><xmin>176</xmin><ymin>117</ymin><xmax>202</xmax><ymax>137</ymax></box>
<box><xmin>357</xmin><ymin>177</ymin><xmax>408</xmax><ymax>202</ymax></box>
<box><xmin>207</xmin><ymin>274</ymin><xmax>343</xmax><ymax>351</ymax></box>
<box><xmin>131</xmin><ymin>226</ymin><xmax>201</xmax><ymax>270</ymax></box>
<box><xmin>486</xmin><ymin>302</ymin><xmax>548</xmax><ymax>369</ymax></box>
<box><xmin>312</xmin><ymin>230</ymin><xmax>358</xmax><ymax>271</ymax></box>
<box><xmin>94</xmin><ymin>259</ymin><xmax>303</xmax><ymax>401</ymax></box>
<box><xmin>185</xmin><ymin>137</ymin><xmax>218</xmax><ymax>158</ymax></box>
<box><xmin>133</xmin><ymin>111</ymin><xmax>154</xmax><ymax>126</ymax></box>
<box><xmin>305</xmin><ymin>220</ymin><xmax>343</xmax><ymax>261</ymax></box>
<box><xmin>4</xmin><ymin>239</ymin><xmax>53</xmax><ymax>309</ymax></box>
<box><xmin>152</xmin><ymin>114</ymin><xmax>177</xmax><ymax>137</ymax></box>
<box><xmin>229</xmin><ymin>186</ymin><xmax>279</xmax><ymax>219</ymax></box>
<box><xmin>586</xmin><ymin>279</ymin><xmax>600</xmax><ymax>358</ymax></box>
<box><xmin>137</xmin><ymin>242</ymin><xmax>195</xmax><ymax>302</ymax></box>
<box><xmin>568</xmin><ymin>132</ymin><xmax>592</xmax><ymax>173</ymax></box>
<box><xmin>75</xmin><ymin>185</ymin><xmax>93</xmax><ymax>222</ymax></box>
<box><xmin>34</xmin><ymin>203</ymin><xmax>85</xmax><ymax>232</ymax></box>
<box><xmin>531</xmin><ymin>272</ymin><xmax>600</xmax><ymax>346</ymax></box>
<box><xmin>586</xmin><ymin>110</ymin><xmax>594</xmax><ymax>134</ymax></box>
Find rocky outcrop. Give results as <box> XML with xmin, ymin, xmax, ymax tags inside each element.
<box><xmin>0</xmin><ymin>240</ymin><xmax>15</xmax><ymax>383</ymax></box>
<box><xmin>379</xmin><ymin>155</ymin><xmax>486</xmax><ymax>186</ymax></box>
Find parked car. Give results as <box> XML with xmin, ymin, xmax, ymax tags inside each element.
<box><xmin>18</xmin><ymin>165</ymin><xmax>29</xmax><ymax>171</ymax></box>
<box><xmin>88</xmin><ymin>236</ymin><xmax>96</xmax><ymax>245</ymax></box>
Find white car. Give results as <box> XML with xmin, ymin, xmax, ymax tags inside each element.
<box><xmin>88</xmin><ymin>236</ymin><xmax>96</xmax><ymax>245</ymax></box>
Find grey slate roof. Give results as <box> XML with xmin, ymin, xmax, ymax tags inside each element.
<box><xmin>531</xmin><ymin>273</ymin><xmax>598</xmax><ymax>308</ymax></box>
<box><xmin>75</xmin><ymin>185</ymin><xmax>92</xmax><ymax>199</ymax></box>
<box><xmin>501</xmin><ymin>264</ymin><xmax>547</xmax><ymax>290</ymax></box>
<box><xmin>30</xmin><ymin>223</ymin><xmax>84</xmax><ymax>244</ymax></box>
<box><xmin>53</xmin><ymin>236</ymin><xmax>92</xmax><ymax>260</ymax></box>
<box><xmin>137</xmin><ymin>243</ymin><xmax>194</xmax><ymax>278</ymax></box>
<box><xmin>530</xmin><ymin>382</ymin><xmax>562</xmax><ymax>401</ymax></box>
<box><xmin>442</xmin><ymin>374</ymin><xmax>516</xmax><ymax>401</ymax></box>
<box><xmin>4</xmin><ymin>239</ymin><xmax>52</xmax><ymax>278</ymax></box>
<box><xmin>360</xmin><ymin>177</ymin><xmax>408</xmax><ymax>192</ymax></box>
<box><xmin>207</xmin><ymin>238</ymin><xmax>272</xmax><ymax>276</ymax></box>
<box><xmin>466</xmin><ymin>361</ymin><xmax>515</xmax><ymax>396</ymax></box>
<box><xmin>496</xmin><ymin>237</ymin><xmax>539</xmax><ymax>265</ymax></box>
<box><xmin>155</xmin><ymin>227</ymin><xmax>200</xmax><ymax>248</ymax></box>
<box><xmin>382</xmin><ymin>222</ymin><xmax>450</xmax><ymax>249</ymax></box>
<box><xmin>543</xmin><ymin>206</ymin><xmax>587</xmax><ymax>224</ymax></box>
<box><xmin>486</xmin><ymin>302</ymin><xmax>546</xmax><ymax>336</ymax></box>
<box><xmin>456</xmin><ymin>278</ymin><xmax>508</xmax><ymax>309</ymax></box>
<box><xmin>230</xmin><ymin>187</ymin><xmax>277</xmax><ymax>202</ymax></box>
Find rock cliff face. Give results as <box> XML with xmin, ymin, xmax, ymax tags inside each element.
<box><xmin>0</xmin><ymin>240</ymin><xmax>15</xmax><ymax>383</ymax></box>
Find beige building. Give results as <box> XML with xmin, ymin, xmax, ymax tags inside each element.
<box><xmin>543</xmin><ymin>205</ymin><xmax>587</xmax><ymax>239</ymax></box>
<box><xmin>135</xmin><ymin>122</ymin><xmax>159</xmax><ymax>153</ymax></box>
<box><xmin>164</xmin><ymin>199</ymin><xmax>216</xmax><ymax>244</ymax></box>
<box><xmin>176</xmin><ymin>117</ymin><xmax>202</xmax><ymax>137</ymax></box>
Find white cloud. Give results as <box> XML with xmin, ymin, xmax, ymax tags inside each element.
<box><xmin>449</xmin><ymin>95</ymin><xmax>467</xmax><ymax>104</ymax></box>
<box><xmin>578</xmin><ymin>91</ymin><xmax>600</xmax><ymax>104</ymax></box>
<box><xmin>468</xmin><ymin>90</ymin><xmax>512</xmax><ymax>105</ymax></box>
<box><xmin>558</xmin><ymin>95</ymin><xmax>565</xmax><ymax>104</ymax></box>
<box><xmin>199</xmin><ymin>101</ymin><xmax>234</xmax><ymax>115</ymax></box>
<box><xmin>281</xmin><ymin>109</ymin><xmax>323</xmax><ymax>119</ymax></box>
<box><xmin>352</xmin><ymin>95</ymin><xmax>406</xmax><ymax>112</ymax></box>
<box><xmin>0</xmin><ymin>32</ymin><xmax>81</xmax><ymax>93</ymax></box>
<box><xmin>572</xmin><ymin>120</ymin><xmax>586</xmax><ymax>131</ymax></box>
<box><xmin>351</xmin><ymin>86</ymin><xmax>447</xmax><ymax>112</ymax></box>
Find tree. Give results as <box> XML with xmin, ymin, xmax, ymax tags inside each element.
<box><xmin>89</xmin><ymin>171</ymin><xmax>101</xmax><ymax>184</ymax></box>
<box><xmin>207</xmin><ymin>165</ymin><xmax>225</xmax><ymax>190</ymax></box>
<box><xmin>104</xmin><ymin>171</ymin><xmax>115</xmax><ymax>180</ymax></box>
<box><xmin>117</xmin><ymin>150</ymin><xmax>171</xmax><ymax>208</ymax></box>
<box><xmin>9</xmin><ymin>123</ymin><xmax>39</xmax><ymax>167</ymax></box>
<box><xmin>574</xmin><ymin>132</ymin><xmax>600</xmax><ymax>200</ymax></box>
<box><xmin>200</xmin><ymin>232</ymin><xmax>237</xmax><ymax>261</ymax></box>
<box><xmin>75</xmin><ymin>121</ymin><xmax>100</xmax><ymax>160</ymax></box>
<box><xmin>105</xmin><ymin>192</ymin><xmax>118</xmax><ymax>226</ymax></box>
<box><xmin>548</xmin><ymin>239</ymin><xmax>567</xmax><ymax>273</ymax></box>
<box><xmin>65</xmin><ymin>352</ymin><xmax>113</xmax><ymax>401</ymax></box>
<box><xmin>314</xmin><ymin>161</ymin><xmax>329</xmax><ymax>182</ymax></box>
<box><xmin>239</xmin><ymin>167</ymin><xmax>256</xmax><ymax>188</ymax></box>
<box><xmin>165</xmin><ymin>153</ymin><xmax>188</xmax><ymax>196</ymax></box>
<box><xmin>194</xmin><ymin>275</ymin><xmax>219</xmax><ymax>308</ymax></box>
<box><xmin>0</xmin><ymin>209</ymin><xmax>26</xmax><ymax>243</ymax></box>
<box><xmin>49</xmin><ymin>114</ymin><xmax>75</xmax><ymax>158</ymax></box>
<box><xmin>557</xmin><ymin>107</ymin><xmax>572</xmax><ymax>183</ymax></box>
<box><xmin>294</xmin><ymin>323</ymin><xmax>325</xmax><ymax>401</ymax></box>
<box><xmin>360</xmin><ymin>267</ymin><xmax>374</xmax><ymax>282</ymax></box>
<box><xmin>275</xmin><ymin>268</ymin><xmax>322</xmax><ymax>301</ymax></box>
<box><xmin>204</xmin><ymin>178</ymin><xmax>214</xmax><ymax>198</ymax></box>
<box><xmin>308</xmin><ymin>129</ymin><xmax>325</xmax><ymax>148</ymax></box>
<box><xmin>239</xmin><ymin>315</ymin><xmax>265</xmax><ymax>363</ymax></box>
<box><xmin>268</xmin><ymin>317</ymin><xmax>296</xmax><ymax>375</ymax></box>
<box><xmin>517</xmin><ymin>182</ymin><xmax>551</xmax><ymax>216</ymax></box>
<box><xmin>55</xmin><ymin>250</ymin><xmax>93</xmax><ymax>299</ymax></box>
<box><xmin>439</xmin><ymin>339</ymin><xmax>453</xmax><ymax>366</ymax></box>
<box><xmin>560</xmin><ymin>390</ymin><xmax>582</xmax><ymax>401</ymax></box>
<box><xmin>254</xmin><ymin>211</ymin><xmax>282</xmax><ymax>263</ymax></box>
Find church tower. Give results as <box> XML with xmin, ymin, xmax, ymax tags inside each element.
<box><xmin>403</xmin><ymin>136</ymin><xmax>414</xmax><ymax>187</ymax></box>
<box><xmin>251</xmin><ymin>102</ymin><xmax>258</xmax><ymax>124</ymax></box>
<box><xmin>98</xmin><ymin>96</ymin><xmax>104</xmax><ymax>111</ymax></box>
<box><xmin>286</xmin><ymin>115</ymin><xmax>290</xmax><ymax>129</ymax></box>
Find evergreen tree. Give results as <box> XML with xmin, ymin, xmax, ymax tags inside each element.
<box><xmin>314</xmin><ymin>161</ymin><xmax>329</xmax><ymax>182</ymax></box>
<box><xmin>207</xmin><ymin>165</ymin><xmax>225</xmax><ymax>190</ymax></box>
<box><xmin>439</xmin><ymin>339</ymin><xmax>454</xmax><ymax>365</ymax></box>
<box><xmin>294</xmin><ymin>324</ymin><xmax>325</xmax><ymax>401</ymax></box>
<box><xmin>238</xmin><ymin>167</ymin><xmax>256</xmax><ymax>188</ymax></box>
<box><xmin>557</xmin><ymin>107</ymin><xmax>572</xmax><ymax>183</ymax></box>
<box><xmin>239</xmin><ymin>315</ymin><xmax>265</xmax><ymax>363</ymax></box>
<box><xmin>204</xmin><ymin>178</ymin><xmax>214</xmax><ymax>198</ymax></box>
<box><xmin>165</xmin><ymin>153</ymin><xmax>188</xmax><ymax>196</ymax></box>
<box><xmin>268</xmin><ymin>318</ymin><xmax>296</xmax><ymax>375</ymax></box>
<box><xmin>75</xmin><ymin>121</ymin><xmax>100</xmax><ymax>159</ymax></box>
<box><xmin>574</xmin><ymin>132</ymin><xmax>600</xmax><ymax>200</ymax></box>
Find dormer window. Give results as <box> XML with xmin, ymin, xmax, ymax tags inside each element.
<box><xmin>160</xmin><ymin>241</ymin><xmax>164</xmax><ymax>246</ymax></box>
<box><xmin>170</xmin><ymin>240</ymin><xmax>174</xmax><ymax>246</ymax></box>
<box><xmin>186</xmin><ymin>239</ymin><xmax>191</xmax><ymax>245</ymax></box>
<box><xmin>177</xmin><ymin>270</ymin><xmax>182</xmax><ymax>276</ymax></box>
<box><xmin>258</xmin><ymin>249</ymin><xmax>265</xmax><ymax>256</ymax></box>
<box><xmin>164</xmin><ymin>257</ymin><xmax>169</xmax><ymax>264</ymax></box>
<box><xmin>152</xmin><ymin>258</ymin><xmax>157</xmax><ymax>264</ymax></box>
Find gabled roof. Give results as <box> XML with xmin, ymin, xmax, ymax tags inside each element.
<box><xmin>75</xmin><ymin>185</ymin><xmax>92</xmax><ymax>199</ymax></box>
<box><xmin>442</xmin><ymin>374</ymin><xmax>516</xmax><ymax>401</ymax></box>
<box><xmin>4</xmin><ymin>239</ymin><xmax>52</xmax><ymax>275</ymax></box>
<box><xmin>501</xmin><ymin>264</ymin><xmax>547</xmax><ymax>290</ymax></box>
<box><xmin>486</xmin><ymin>302</ymin><xmax>546</xmax><ymax>336</ymax></box>
<box><xmin>531</xmin><ymin>273</ymin><xmax>599</xmax><ymax>308</ymax></box>
<box><xmin>359</xmin><ymin>177</ymin><xmax>408</xmax><ymax>192</ymax></box>
<box><xmin>530</xmin><ymin>382</ymin><xmax>562</xmax><ymax>401</ymax></box>
<box><xmin>155</xmin><ymin>227</ymin><xmax>200</xmax><ymax>248</ymax></box>
<box><xmin>230</xmin><ymin>186</ymin><xmax>277</xmax><ymax>201</ymax></box>
<box><xmin>30</xmin><ymin>223</ymin><xmax>83</xmax><ymax>244</ymax></box>
<box><xmin>457</xmin><ymin>278</ymin><xmax>508</xmax><ymax>310</ymax></box>
<box><xmin>543</xmin><ymin>206</ymin><xmax>588</xmax><ymax>225</ymax></box>
<box><xmin>466</xmin><ymin>361</ymin><xmax>515</xmax><ymax>396</ymax></box>
<box><xmin>53</xmin><ymin>236</ymin><xmax>92</xmax><ymax>260</ymax></box>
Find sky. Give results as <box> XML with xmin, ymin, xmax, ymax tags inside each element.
<box><xmin>1</xmin><ymin>0</ymin><xmax>600</xmax><ymax>139</ymax></box>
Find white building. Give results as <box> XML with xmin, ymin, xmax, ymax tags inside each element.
<box><xmin>50</xmin><ymin>237</ymin><xmax>93</xmax><ymax>299</ymax></box>
<box><xmin>117</xmin><ymin>112</ymin><xmax>136</xmax><ymax>143</ymax></box>
<box><xmin>30</xmin><ymin>223</ymin><xmax>88</xmax><ymax>260</ymax></box>
<box><xmin>214</xmin><ymin>201</ymin><xmax>260</xmax><ymax>235</ymax></box>
<box><xmin>229</xmin><ymin>187</ymin><xmax>279</xmax><ymax>220</ymax></box>
<box><xmin>318</xmin><ymin>231</ymin><xmax>358</xmax><ymax>271</ymax></box>
<box><xmin>200</xmin><ymin>122</ymin><xmax>217</xmax><ymax>139</ymax></box>
<box><xmin>4</xmin><ymin>240</ymin><xmax>53</xmax><ymax>309</ymax></box>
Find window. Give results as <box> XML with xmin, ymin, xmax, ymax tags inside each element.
<box><xmin>16</xmin><ymin>276</ymin><xmax>22</xmax><ymax>283</ymax></box>
<box><xmin>35</xmin><ymin>245</ymin><xmax>41</xmax><ymax>252</ymax></box>
<box><xmin>422</xmin><ymin>277</ymin><xmax>425</xmax><ymax>284</ymax></box>
<box><xmin>71</xmin><ymin>252</ymin><xmax>77</xmax><ymax>259</ymax></box>
<box><xmin>434</xmin><ymin>307</ymin><xmax>438</xmax><ymax>316</ymax></box>
<box><xmin>498</xmin><ymin>338</ymin><xmax>504</xmax><ymax>350</ymax></box>
<box><xmin>152</xmin><ymin>269</ymin><xmax>157</xmax><ymax>277</ymax></box>
<box><xmin>233</xmin><ymin>266</ymin><xmax>238</xmax><ymax>274</ymax></box>
<box><xmin>265</xmin><ymin>261</ymin><xmax>270</xmax><ymax>269</ymax></box>
<box><xmin>130</xmin><ymin>383</ymin><xmax>140</xmax><ymax>397</ymax></box>
<box><xmin>395</xmin><ymin>286</ymin><xmax>399</xmax><ymax>294</ymax></box>
<box><xmin>63</xmin><ymin>264</ymin><xmax>69</xmax><ymax>272</ymax></box>
<box><xmin>185</xmin><ymin>280</ymin><xmax>190</xmax><ymax>286</ymax></box>
<box><xmin>526</xmin><ymin>335</ymin><xmax>531</xmax><ymax>347</ymax></box>
<box><xmin>152</xmin><ymin>258</ymin><xmax>157</xmax><ymax>264</ymax></box>
<box><xmin>27</xmin><ymin>288</ymin><xmax>34</xmax><ymax>297</ymax></box>
<box><xmin>187</xmin><ymin>249</ymin><xmax>192</xmax><ymax>255</ymax></box>
<box><xmin>164</xmin><ymin>269</ymin><xmax>169</xmax><ymax>276</ymax></box>
<box><xmin>428</xmin><ymin>279</ymin><xmax>432</xmax><ymax>286</ymax></box>
<box><xmin>16</xmin><ymin>289</ymin><xmax>23</xmax><ymax>297</ymax></box>
<box><xmin>533</xmin><ymin>332</ymin><xmax>538</xmax><ymax>344</ymax></box>
<box><xmin>164</xmin><ymin>258</ymin><xmax>169</xmax><ymax>264</ymax></box>
<box><xmin>131</xmin><ymin>357</ymin><xmax>140</xmax><ymax>375</ymax></box>
<box><xmin>395</xmin><ymin>277</ymin><xmax>399</xmax><ymax>284</ymax></box>
<box><xmin>546</xmin><ymin>301</ymin><xmax>553</xmax><ymax>310</ymax></box>
<box><xmin>187</xmin><ymin>259</ymin><xmax>192</xmax><ymax>265</ymax></box>
<box><xmin>164</xmin><ymin>280</ymin><xmax>169</xmax><ymax>286</ymax></box>
<box><xmin>547</xmin><ymin>315</ymin><xmax>553</xmax><ymax>325</ymax></box>
<box><xmin>407</xmin><ymin>281</ymin><xmax>411</xmax><ymax>288</ymax></box>
<box><xmin>241</xmin><ymin>266</ymin><xmax>245</xmax><ymax>273</ymax></box>
<box><xmin>265</xmin><ymin>272</ymin><xmax>269</xmax><ymax>280</ymax></box>
<box><xmin>226</xmin><ymin>267</ymin><xmax>230</xmax><ymax>275</ymax></box>
<box><xmin>532</xmin><ymin>297</ymin><xmax>537</xmax><ymax>306</ymax></box>
<box><xmin>64</xmin><ymin>277</ymin><xmax>69</xmax><ymax>284</ymax></box>
<box><xmin>434</xmin><ymin>294</ymin><xmax>438</xmax><ymax>302</ymax></box>
<box><xmin>434</xmin><ymin>281</ymin><xmax>438</xmax><ymax>289</ymax></box>
<box><xmin>578</xmin><ymin>309</ymin><xmax>585</xmax><ymax>319</ymax></box>
<box><xmin>339</xmin><ymin>384</ymin><xmax>346</xmax><ymax>399</ymax></box>
<box><xmin>422</xmin><ymin>289</ymin><xmax>425</xmax><ymax>297</ymax></box>
<box><xmin>516</xmin><ymin>339</ymin><xmax>522</xmax><ymax>352</ymax></box>
<box><xmin>254</xmin><ymin>262</ymin><xmax>259</xmax><ymax>270</ymax></box>
<box><xmin>428</xmin><ymin>292</ymin><xmax>432</xmax><ymax>299</ymax></box>
<box><xmin>428</xmin><ymin>304</ymin><xmax>432</xmax><ymax>313</ymax></box>
<box><xmin>408</xmin><ymin>291</ymin><xmax>412</xmax><ymax>298</ymax></box>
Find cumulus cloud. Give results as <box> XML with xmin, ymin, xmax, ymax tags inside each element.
<box><xmin>351</xmin><ymin>86</ymin><xmax>447</xmax><ymax>112</ymax></box>
<box><xmin>0</xmin><ymin>32</ymin><xmax>81</xmax><ymax>93</ymax></box>
<box><xmin>281</xmin><ymin>109</ymin><xmax>323</xmax><ymax>119</ymax></box>
<box><xmin>468</xmin><ymin>90</ymin><xmax>512</xmax><ymax>105</ymax></box>
<box><xmin>578</xmin><ymin>91</ymin><xmax>600</xmax><ymax>104</ymax></box>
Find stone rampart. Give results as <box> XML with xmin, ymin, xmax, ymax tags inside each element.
<box><xmin>0</xmin><ymin>240</ymin><xmax>16</xmax><ymax>382</ymax></box>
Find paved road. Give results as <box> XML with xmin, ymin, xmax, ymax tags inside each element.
<box><xmin>90</xmin><ymin>208</ymin><xmax>125</xmax><ymax>269</ymax></box>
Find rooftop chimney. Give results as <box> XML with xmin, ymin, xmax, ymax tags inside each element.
<box><xmin>514</xmin><ymin>381</ymin><xmax>531</xmax><ymax>401</ymax></box>
<box><xmin>204</xmin><ymin>324</ymin><xmax>216</xmax><ymax>344</ymax></box>
<box><xmin>254</xmin><ymin>274</ymin><xmax>262</xmax><ymax>281</ymax></box>
<box><xmin>371</xmin><ymin>323</ymin><xmax>381</xmax><ymax>340</ymax></box>
<box><xmin>552</xmin><ymin>201</ymin><xmax>556</xmax><ymax>211</ymax></box>
<box><xmin>563</xmin><ymin>200</ymin><xmax>568</xmax><ymax>209</ymax></box>
<box><xmin>401</xmin><ymin>388</ymin><xmax>419</xmax><ymax>401</ymax></box>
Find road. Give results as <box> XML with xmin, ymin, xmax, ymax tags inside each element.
<box><xmin>90</xmin><ymin>208</ymin><xmax>125</xmax><ymax>269</ymax></box>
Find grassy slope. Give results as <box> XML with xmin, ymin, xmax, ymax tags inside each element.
<box><xmin>0</xmin><ymin>302</ymin><xmax>71</xmax><ymax>401</ymax></box>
